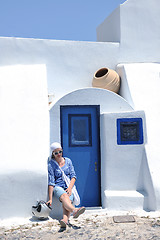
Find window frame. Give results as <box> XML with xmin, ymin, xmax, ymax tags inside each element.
<box><xmin>68</xmin><ymin>113</ymin><xmax>92</xmax><ymax>147</ymax></box>
<box><xmin>117</xmin><ymin>118</ymin><xmax>143</xmax><ymax>145</ymax></box>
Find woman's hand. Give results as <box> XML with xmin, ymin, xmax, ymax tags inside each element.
<box><xmin>65</xmin><ymin>187</ymin><xmax>72</xmax><ymax>196</ymax></box>
<box><xmin>66</xmin><ymin>178</ymin><xmax>76</xmax><ymax>196</ymax></box>
<box><xmin>47</xmin><ymin>185</ymin><xmax>54</xmax><ymax>206</ymax></box>
<box><xmin>46</xmin><ymin>199</ymin><xmax>52</xmax><ymax>206</ymax></box>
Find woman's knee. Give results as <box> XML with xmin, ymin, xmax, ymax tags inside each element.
<box><xmin>60</xmin><ymin>193</ymin><xmax>69</xmax><ymax>202</ymax></box>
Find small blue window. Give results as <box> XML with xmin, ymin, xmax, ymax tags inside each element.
<box><xmin>68</xmin><ymin>114</ymin><xmax>92</xmax><ymax>147</ymax></box>
<box><xmin>117</xmin><ymin>118</ymin><xmax>143</xmax><ymax>145</ymax></box>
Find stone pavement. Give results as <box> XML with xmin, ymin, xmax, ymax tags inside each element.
<box><xmin>1</xmin><ymin>210</ymin><xmax>160</xmax><ymax>239</ymax></box>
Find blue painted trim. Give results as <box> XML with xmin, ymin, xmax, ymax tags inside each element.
<box><xmin>117</xmin><ymin>118</ymin><xmax>143</xmax><ymax>145</ymax></box>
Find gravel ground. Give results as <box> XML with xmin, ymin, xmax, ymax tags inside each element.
<box><xmin>1</xmin><ymin>211</ymin><xmax>160</xmax><ymax>239</ymax></box>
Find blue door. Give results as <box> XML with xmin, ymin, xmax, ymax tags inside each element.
<box><xmin>60</xmin><ymin>105</ymin><xmax>101</xmax><ymax>207</ymax></box>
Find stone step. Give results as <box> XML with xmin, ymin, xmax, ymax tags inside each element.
<box><xmin>103</xmin><ymin>190</ymin><xmax>146</xmax><ymax>211</ymax></box>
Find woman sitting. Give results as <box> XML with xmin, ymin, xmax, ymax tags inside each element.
<box><xmin>47</xmin><ymin>142</ymin><xmax>85</xmax><ymax>228</ymax></box>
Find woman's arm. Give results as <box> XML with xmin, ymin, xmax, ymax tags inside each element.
<box><xmin>47</xmin><ymin>161</ymin><xmax>56</xmax><ymax>206</ymax></box>
<box><xmin>47</xmin><ymin>185</ymin><xmax>54</xmax><ymax>206</ymax></box>
<box><xmin>66</xmin><ymin>177</ymin><xmax>76</xmax><ymax>196</ymax></box>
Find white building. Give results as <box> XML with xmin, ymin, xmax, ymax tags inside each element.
<box><xmin>0</xmin><ymin>0</ymin><xmax>160</xmax><ymax>220</ymax></box>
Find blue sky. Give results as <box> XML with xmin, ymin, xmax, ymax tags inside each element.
<box><xmin>0</xmin><ymin>0</ymin><xmax>126</xmax><ymax>41</ymax></box>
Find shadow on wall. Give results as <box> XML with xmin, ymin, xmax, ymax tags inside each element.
<box><xmin>137</xmin><ymin>149</ymin><xmax>156</xmax><ymax>211</ymax></box>
<box><xmin>0</xmin><ymin>171</ymin><xmax>48</xmax><ymax>219</ymax></box>
<box><xmin>49</xmin><ymin>196</ymin><xmax>63</xmax><ymax>220</ymax></box>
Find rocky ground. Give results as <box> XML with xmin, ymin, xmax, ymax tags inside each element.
<box><xmin>1</xmin><ymin>211</ymin><xmax>160</xmax><ymax>239</ymax></box>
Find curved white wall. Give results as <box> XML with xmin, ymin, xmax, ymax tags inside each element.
<box><xmin>50</xmin><ymin>88</ymin><xmax>133</xmax><ymax>144</ymax></box>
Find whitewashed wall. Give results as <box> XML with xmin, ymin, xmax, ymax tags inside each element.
<box><xmin>0</xmin><ymin>65</ymin><xmax>49</xmax><ymax>219</ymax></box>
<box><xmin>100</xmin><ymin>110</ymin><xmax>156</xmax><ymax>211</ymax></box>
<box><xmin>97</xmin><ymin>0</ymin><xmax>160</xmax><ymax>63</ymax></box>
<box><xmin>117</xmin><ymin>63</ymin><xmax>160</xmax><ymax>210</ymax></box>
<box><xmin>96</xmin><ymin>6</ymin><xmax>120</xmax><ymax>42</ymax></box>
<box><xmin>0</xmin><ymin>37</ymin><xmax>120</xmax><ymax>104</ymax></box>
<box><xmin>0</xmin><ymin>0</ymin><xmax>160</xmax><ymax>220</ymax></box>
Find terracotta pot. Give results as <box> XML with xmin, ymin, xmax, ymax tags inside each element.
<box><xmin>92</xmin><ymin>67</ymin><xmax>120</xmax><ymax>93</ymax></box>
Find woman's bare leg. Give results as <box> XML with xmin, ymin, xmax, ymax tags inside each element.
<box><xmin>60</xmin><ymin>193</ymin><xmax>75</xmax><ymax>224</ymax></box>
<box><xmin>60</xmin><ymin>193</ymin><xmax>76</xmax><ymax>213</ymax></box>
<box><xmin>60</xmin><ymin>193</ymin><xmax>85</xmax><ymax>224</ymax></box>
<box><xmin>62</xmin><ymin>206</ymin><xmax>70</xmax><ymax>223</ymax></box>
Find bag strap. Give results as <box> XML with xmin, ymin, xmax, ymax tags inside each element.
<box><xmin>53</xmin><ymin>160</ymin><xmax>70</xmax><ymax>186</ymax></box>
<box><xmin>53</xmin><ymin>160</ymin><xmax>64</xmax><ymax>174</ymax></box>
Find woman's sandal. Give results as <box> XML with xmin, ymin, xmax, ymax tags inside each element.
<box><xmin>73</xmin><ymin>206</ymin><xmax>85</xmax><ymax>218</ymax></box>
<box><xmin>59</xmin><ymin>219</ymin><xmax>68</xmax><ymax>228</ymax></box>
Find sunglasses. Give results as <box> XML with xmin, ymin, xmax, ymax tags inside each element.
<box><xmin>53</xmin><ymin>150</ymin><xmax>63</xmax><ymax>155</ymax></box>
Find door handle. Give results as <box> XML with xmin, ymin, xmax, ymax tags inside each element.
<box><xmin>95</xmin><ymin>162</ymin><xmax>97</xmax><ymax>172</ymax></box>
